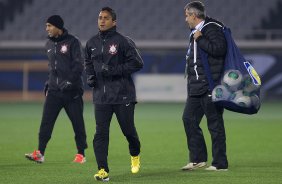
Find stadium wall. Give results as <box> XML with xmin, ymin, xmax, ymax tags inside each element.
<box><xmin>0</xmin><ymin>41</ymin><xmax>282</xmax><ymax>102</ymax></box>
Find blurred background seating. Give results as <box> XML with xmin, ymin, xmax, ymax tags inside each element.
<box><xmin>0</xmin><ymin>0</ymin><xmax>282</xmax><ymax>101</ymax></box>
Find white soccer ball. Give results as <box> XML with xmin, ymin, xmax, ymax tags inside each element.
<box><xmin>250</xmin><ymin>94</ymin><xmax>260</xmax><ymax>109</ymax></box>
<box><xmin>231</xmin><ymin>90</ymin><xmax>252</xmax><ymax>108</ymax></box>
<box><xmin>212</xmin><ymin>85</ymin><xmax>231</xmax><ymax>101</ymax></box>
<box><xmin>242</xmin><ymin>74</ymin><xmax>260</xmax><ymax>94</ymax></box>
<box><xmin>222</xmin><ymin>70</ymin><xmax>243</xmax><ymax>92</ymax></box>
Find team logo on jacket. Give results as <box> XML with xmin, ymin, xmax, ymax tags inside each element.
<box><xmin>60</xmin><ymin>44</ymin><xmax>68</xmax><ymax>54</ymax></box>
<box><xmin>109</xmin><ymin>44</ymin><xmax>117</xmax><ymax>55</ymax></box>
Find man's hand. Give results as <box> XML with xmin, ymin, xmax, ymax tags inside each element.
<box><xmin>59</xmin><ymin>80</ymin><xmax>72</xmax><ymax>91</ymax></box>
<box><xmin>101</xmin><ymin>63</ymin><xmax>113</xmax><ymax>77</ymax></box>
<box><xmin>193</xmin><ymin>30</ymin><xmax>202</xmax><ymax>40</ymax></box>
<box><xmin>87</xmin><ymin>75</ymin><xmax>96</xmax><ymax>88</ymax></box>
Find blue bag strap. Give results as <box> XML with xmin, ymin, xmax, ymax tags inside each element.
<box><xmin>198</xmin><ymin>22</ymin><xmax>224</xmax><ymax>90</ymax></box>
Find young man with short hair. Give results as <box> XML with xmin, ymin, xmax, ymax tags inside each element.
<box><xmin>85</xmin><ymin>7</ymin><xmax>144</xmax><ymax>181</ymax></box>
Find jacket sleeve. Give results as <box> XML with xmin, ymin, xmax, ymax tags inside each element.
<box><xmin>84</xmin><ymin>41</ymin><xmax>95</xmax><ymax>76</ymax></box>
<box><xmin>196</xmin><ymin>25</ymin><xmax>227</xmax><ymax>57</ymax></box>
<box><xmin>69</xmin><ymin>38</ymin><xmax>84</xmax><ymax>82</ymax></box>
<box><xmin>113</xmin><ymin>37</ymin><xmax>144</xmax><ymax>76</ymax></box>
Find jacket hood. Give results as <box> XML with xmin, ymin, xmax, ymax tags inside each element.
<box><xmin>204</xmin><ymin>16</ymin><xmax>224</xmax><ymax>27</ymax></box>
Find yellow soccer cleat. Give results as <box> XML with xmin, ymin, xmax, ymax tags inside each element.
<box><xmin>131</xmin><ymin>155</ymin><xmax>140</xmax><ymax>174</ymax></box>
<box><xmin>94</xmin><ymin>168</ymin><xmax>109</xmax><ymax>182</ymax></box>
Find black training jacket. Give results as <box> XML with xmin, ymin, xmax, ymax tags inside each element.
<box><xmin>186</xmin><ymin>17</ymin><xmax>227</xmax><ymax>96</ymax></box>
<box><xmin>45</xmin><ymin>29</ymin><xmax>84</xmax><ymax>92</ymax></box>
<box><xmin>85</xmin><ymin>26</ymin><xmax>144</xmax><ymax>104</ymax></box>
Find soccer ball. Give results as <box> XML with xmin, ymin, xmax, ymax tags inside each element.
<box><xmin>222</xmin><ymin>70</ymin><xmax>243</xmax><ymax>92</ymax></box>
<box><xmin>250</xmin><ymin>94</ymin><xmax>260</xmax><ymax>109</ymax></box>
<box><xmin>242</xmin><ymin>74</ymin><xmax>260</xmax><ymax>94</ymax></box>
<box><xmin>212</xmin><ymin>85</ymin><xmax>231</xmax><ymax>101</ymax></box>
<box><xmin>231</xmin><ymin>90</ymin><xmax>251</xmax><ymax>107</ymax></box>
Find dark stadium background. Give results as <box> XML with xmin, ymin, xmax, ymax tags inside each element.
<box><xmin>0</xmin><ymin>0</ymin><xmax>282</xmax><ymax>101</ymax></box>
<box><xmin>1</xmin><ymin>1</ymin><xmax>282</xmax><ymax>184</ymax></box>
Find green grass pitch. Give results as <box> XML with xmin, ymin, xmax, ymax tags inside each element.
<box><xmin>0</xmin><ymin>102</ymin><xmax>282</xmax><ymax>184</ymax></box>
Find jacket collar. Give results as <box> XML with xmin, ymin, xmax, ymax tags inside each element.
<box><xmin>99</xmin><ymin>26</ymin><xmax>116</xmax><ymax>39</ymax></box>
<box><xmin>48</xmin><ymin>28</ymin><xmax>68</xmax><ymax>42</ymax></box>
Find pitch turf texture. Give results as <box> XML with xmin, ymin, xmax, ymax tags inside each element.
<box><xmin>0</xmin><ymin>102</ymin><xmax>282</xmax><ymax>184</ymax></box>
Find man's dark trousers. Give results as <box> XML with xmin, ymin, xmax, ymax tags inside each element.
<box><xmin>93</xmin><ymin>103</ymin><xmax>141</xmax><ymax>172</ymax></box>
<box><xmin>182</xmin><ymin>92</ymin><xmax>228</xmax><ymax>169</ymax></box>
<box><xmin>38</xmin><ymin>90</ymin><xmax>87</xmax><ymax>153</ymax></box>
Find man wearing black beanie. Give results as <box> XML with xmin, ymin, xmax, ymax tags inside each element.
<box><xmin>46</xmin><ymin>15</ymin><xmax>64</xmax><ymax>30</ymax></box>
<box><xmin>25</xmin><ymin>15</ymin><xmax>88</xmax><ymax>164</ymax></box>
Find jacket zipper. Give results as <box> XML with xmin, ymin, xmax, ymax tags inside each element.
<box><xmin>55</xmin><ymin>42</ymin><xmax>58</xmax><ymax>85</ymax></box>
<box><xmin>102</xmin><ymin>39</ymin><xmax>106</xmax><ymax>93</ymax></box>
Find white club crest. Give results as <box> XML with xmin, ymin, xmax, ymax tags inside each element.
<box><xmin>109</xmin><ymin>44</ymin><xmax>117</xmax><ymax>55</ymax></box>
<box><xmin>60</xmin><ymin>44</ymin><xmax>68</xmax><ymax>54</ymax></box>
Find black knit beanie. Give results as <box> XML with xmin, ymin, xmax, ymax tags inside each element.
<box><xmin>46</xmin><ymin>15</ymin><xmax>64</xmax><ymax>30</ymax></box>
